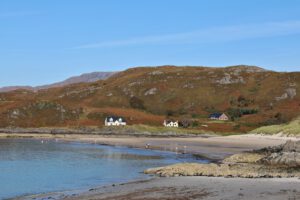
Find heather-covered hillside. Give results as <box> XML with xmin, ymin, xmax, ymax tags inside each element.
<box><xmin>0</xmin><ymin>65</ymin><xmax>299</xmax><ymax>133</ymax></box>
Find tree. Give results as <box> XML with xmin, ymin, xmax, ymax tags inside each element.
<box><xmin>166</xmin><ymin>110</ymin><xmax>175</xmax><ymax>117</ymax></box>
<box><xmin>179</xmin><ymin>119</ymin><xmax>191</xmax><ymax>128</ymax></box>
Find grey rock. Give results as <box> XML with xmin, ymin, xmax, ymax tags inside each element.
<box><xmin>260</xmin><ymin>152</ymin><xmax>300</xmax><ymax>167</ymax></box>
<box><xmin>259</xmin><ymin>140</ymin><xmax>300</xmax><ymax>167</ymax></box>
<box><xmin>275</xmin><ymin>88</ymin><xmax>297</xmax><ymax>101</ymax></box>
<box><xmin>148</xmin><ymin>70</ymin><xmax>163</xmax><ymax>75</ymax></box>
<box><xmin>282</xmin><ymin>140</ymin><xmax>300</xmax><ymax>152</ymax></box>
<box><xmin>215</xmin><ymin>73</ymin><xmax>245</xmax><ymax>85</ymax></box>
<box><xmin>144</xmin><ymin>88</ymin><xmax>157</xmax><ymax>96</ymax></box>
<box><xmin>286</xmin><ymin>88</ymin><xmax>297</xmax><ymax>99</ymax></box>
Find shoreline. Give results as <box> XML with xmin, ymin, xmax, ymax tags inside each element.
<box><xmin>0</xmin><ymin>132</ymin><xmax>291</xmax><ymax>160</ymax></box>
<box><xmin>3</xmin><ymin>132</ymin><xmax>299</xmax><ymax>200</ymax></box>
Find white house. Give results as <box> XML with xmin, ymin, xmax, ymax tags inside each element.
<box><xmin>105</xmin><ymin>116</ymin><xmax>127</xmax><ymax>126</ymax></box>
<box><xmin>163</xmin><ymin>119</ymin><xmax>179</xmax><ymax>127</ymax></box>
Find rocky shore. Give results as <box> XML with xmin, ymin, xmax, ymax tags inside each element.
<box><xmin>145</xmin><ymin>140</ymin><xmax>300</xmax><ymax>178</ymax></box>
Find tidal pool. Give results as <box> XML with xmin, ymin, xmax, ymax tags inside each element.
<box><xmin>0</xmin><ymin>139</ymin><xmax>208</xmax><ymax>199</ymax></box>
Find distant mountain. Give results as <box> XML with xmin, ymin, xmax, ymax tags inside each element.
<box><xmin>0</xmin><ymin>72</ymin><xmax>117</xmax><ymax>92</ymax></box>
<box><xmin>35</xmin><ymin>71</ymin><xmax>117</xmax><ymax>90</ymax></box>
<box><xmin>0</xmin><ymin>86</ymin><xmax>34</xmax><ymax>93</ymax></box>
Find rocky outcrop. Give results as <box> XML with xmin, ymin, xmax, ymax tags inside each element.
<box><xmin>282</xmin><ymin>140</ymin><xmax>300</xmax><ymax>152</ymax></box>
<box><xmin>286</xmin><ymin>88</ymin><xmax>297</xmax><ymax>99</ymax></box>
<box><xmin>258</xmin><ymin>140</ymin><xmax>300</xmax><ymax>167</ymax></box>
<box><xmin>145</xmin><ymin>162</ymin><xmax>300</xmax><ymax>178</ymax></box>
<box><xmin>144</xmin><ymin>88</ymin><xmax>157</xmax><ymax>96</ymax></box>
<box><xmin>148</xmin><ymin>70</ymin><xmax>163</xmax><ymax>75</ymax></box>
<box><xmin>215</xmin><ymin>73</ymin><xmax>245</xmax><ymax>85</ymax></box>
<box><xmin>275</xmin><ymin>88</ymin><xmax>297</xmax><ymax>101</ymax></box>
<box><xmin>145</xmin><ymin>141</ymin><xmax>300</xmax><ymax>178</ymax></box>
<box><xmin>259</xmin><ymin>152</ymin><xmax>300</xmax><ymax>167</ymax></box>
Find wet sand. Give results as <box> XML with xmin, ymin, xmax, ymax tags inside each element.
<box><xmin>15</xmin><ymin>177</ymin><xmax>300</xmax><ymax>200</ymax></box>
<box><xmin>69</xmin><ymin>177</ymin><xmax>300</xmax><ymax>200</ymax></box>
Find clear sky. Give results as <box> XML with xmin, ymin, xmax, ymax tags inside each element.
<box><xmin>1</xmin><ymin>0</ymin><xmax>300</xmax><ymax>87</ymax></box>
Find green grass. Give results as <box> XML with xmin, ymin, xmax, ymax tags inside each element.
<box><xmin>107</xmin><ymin>124</ymin><xmax>215</xmax><ymax>135</ymax></box>
<box><xmin>250</xmin><ymin>117</ymin><xmax>300</xmax><ymax>136</ymax></box>
<box><xmin>205</xmin><ymin>120</ymin><xmax>233</xmax><ymax>124</ymax></box>
<box><xmin>109</xmin><ymin>124</ymin><xmax>242</xmax><ymax>136</ymax></box>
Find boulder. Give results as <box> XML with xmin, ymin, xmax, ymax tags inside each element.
<box><xmin>260</xmin><ymin>152</ymin><xmax>300</xmax><ymax>167</ymax></box>
<box><xmin>259</xmin><ymin>140</ymin><xmax>300</xmax><ymax>167</ymax></box>
<box><xmin>282</xmin><ymin>140</ymin><xmax>300</xmax><ymax>152</ymax></box>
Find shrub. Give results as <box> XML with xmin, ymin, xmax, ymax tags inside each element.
<box><xmin>87</xmin><ymin>112</ymin><xmax>106</xmax><ymax>121</ymax></box>
<box><xmin>227</xmin><ymin>108</ymin><xmax>259</xmax><ymax>121</ymax></box>
<box><xmin>192</xmin><ymin>121</ymin><xmax>199</xmax><ymax>127</ymax></box>
<box><xmin>129</xmin><ymin>96</ymin><xmax>145</xmax><ymax>110</ymax></box>
<box><xmin>179</xmin><ymin>119</ymin><xmax>191</xmax><ymax>128</ymax></box>
<box><xmin>166</xmin><ymin>110</ymin><xmax>175</xmax><ymax>117</ymax></box>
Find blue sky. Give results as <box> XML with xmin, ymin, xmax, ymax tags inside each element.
<box><xmin>1</xmin><ymin>0</ymin><xmax>300</xmax><ymax>87</ymax></box>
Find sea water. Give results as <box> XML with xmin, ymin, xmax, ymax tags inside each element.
<box><xmin>0</xmin><ymin>139</ymin><xmax>208</xmax><ymax>199</ymax></box>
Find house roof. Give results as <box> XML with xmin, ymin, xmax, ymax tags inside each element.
<box><xmin>164</xmin><ymin>119</ymin><xmax>178</xmax><ymax>123</ymax></box>
<box><xmin>209</xmin><ymin>113</ymin><xmax>223</xmax><ymax>118</ymax></box>
<box><xmin>105</xmin><ymin>116</ymin><xmax>126</xmax><ymax>122</ymax></box>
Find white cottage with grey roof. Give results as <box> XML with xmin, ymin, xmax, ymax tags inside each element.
<box><xmin>105</xmin><ymin>116</ymin><xmax>127</xmax><ymax>126</ymax></box>
<box><xmin>163</xmin><ymin>119</ymin><xmax>179</xmax><ymax>127</ymax></box>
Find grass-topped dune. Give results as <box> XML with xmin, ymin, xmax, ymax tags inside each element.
<box><xmin>250</xmin><ymin>117</ymin><xmax>300</xmax><ymax>136</ymax></box>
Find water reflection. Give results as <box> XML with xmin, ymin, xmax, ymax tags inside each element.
<box><xmin>0</xmin><ymin>139</ymin><xmax>207</xmax><ymax>199</ymax></box>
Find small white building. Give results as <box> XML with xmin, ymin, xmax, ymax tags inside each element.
<box><xmin>163</xmin><ymin>120</ymin><xmax>179</xmax><ymax>127</ymax></box>
<box><xmin>105</xmin><ymin>116</ymin><xmax>127</xmax><ymax>126</ymax></box>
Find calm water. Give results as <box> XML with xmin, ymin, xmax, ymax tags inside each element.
<box><xmin>0</xmin><ymin>139</ymin><xmax>207</xmax><ymax>199</ymax></box>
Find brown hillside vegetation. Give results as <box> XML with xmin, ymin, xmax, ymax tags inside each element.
<box><xmin>0</xmin><ymin>65</ymin><xmax>299</xmax><ymax>133</ymax></box>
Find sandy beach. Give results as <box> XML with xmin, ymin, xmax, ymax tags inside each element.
<box><xmin>0</xmin><ymin>133</ymin><xmax>289</xmax><ymax>160</ymax></box>
<box><xmin>67</xmin><ymin>176</ymin><xmax>300</xmax><ymax>200</ymax></box>
<box><xmin>14</xmin><ymin>177</ymin><xmax>300</xmax><ymax>200</ymax></box>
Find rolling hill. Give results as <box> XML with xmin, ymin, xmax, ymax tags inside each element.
<box><xmin>0</xmin><ymin>65</ymin><xmax>299</xmax><ymax>133</ymax></box>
